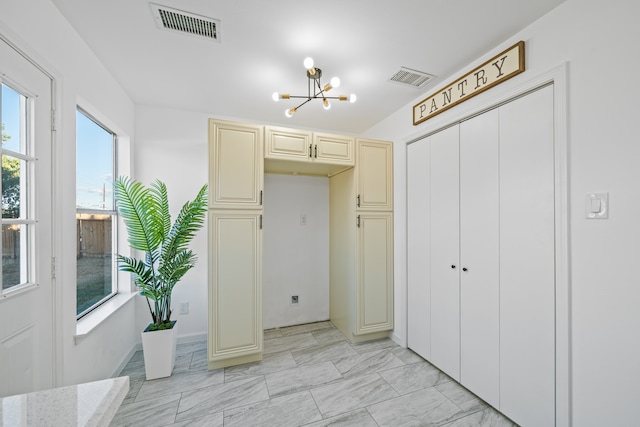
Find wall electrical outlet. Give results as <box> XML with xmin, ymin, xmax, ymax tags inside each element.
<box><xmin>179</xmin><ymin>302</ymin><xmax>189</xmax><ymax>314</ymax></box>
<box><xmin>291</xmin><ymin>295</ymin><xmax>299</xmax><ymax>305</ymax></box>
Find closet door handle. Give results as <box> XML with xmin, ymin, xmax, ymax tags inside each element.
<box><xmin>259</xmin><ymin>214</ymin><xmax>263</xmax><ymax>230</ymax></box>
<box><xmin>309</xmin><ymin>143</ymin><xmax>313</xmax><ymax>158</ymax></box>
<box><xmin>314</xmin><ymin>144</ymin><xmax>318</xmax><ymax>158</ymax></box>
<box><xmin>357</xmin><ymin>194</ymin><xmax>361</xmax><ymax>208</ymax></box>
<box><xmin>259</xmin><ymin>190</ymin><xmax>263</xmax><ymax>205</ymax></box>
<box><xmin>462</xmin><ymin>267</ymin><xmax>468</xmax><ymax>272</ymax></box>
<box><xmin>357</xmin><ymin>215</ymin><xmax>361</xmax><ymax>228</ymax></box>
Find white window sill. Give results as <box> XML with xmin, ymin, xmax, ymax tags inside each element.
<box><xmin>75</xmin><ymin>292</ymin><xmax>137</xmax><ymax>344</ymax></box>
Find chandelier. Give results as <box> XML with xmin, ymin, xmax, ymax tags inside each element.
<box><xmin>272</xmin><ymin>57</ymin><xmax>357</xmax><ymax>117</ymax></box>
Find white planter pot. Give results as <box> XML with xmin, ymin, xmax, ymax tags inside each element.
<box><xmin>141</xmin><ymin>321</ymin><xmax>178</xmax><ymax>380</ymax></box>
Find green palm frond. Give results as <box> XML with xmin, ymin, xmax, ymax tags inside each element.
<box><xmin>150</xmin><ymin>179</ymin><xmax>171</xmax><ymax>241</ymax></box>
<box><xmin>158</xmin><ymin>250</ymin><xmax>197</xmax><ymax>288</ymax></box>
<box><xmin>161</xmin><ymin>185</ymin><xmax>207</xmax><ymax>262</ymax></box>
<box><xmin>114</xmin><ymin>177</ymin><xmax>163</xmax><ymax>256</ymax></box>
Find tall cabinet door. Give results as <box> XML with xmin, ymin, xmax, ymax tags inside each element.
<box><xmin>459</xmin><ymin>110</ymin><xmax>500</xmax><ymax>407</ymax></box>
<box><xmin>355</xmin><ymin>212</ymin><xmax>394</xmax><ymax>335</ymax></box>
<box><xmin>209</xmin><ymin>120</ymin><xmax>264</xmax><ymax>209</ymax></box>
<box><xmin>499</xmin><ymin>85</ymin><xmax>555</xmax><ymax>427</ymax></box>
<box><xmin>407</xmin><ymin>137</ymin><xmax>431</xmax><ymax>360</ymax></box>
<box><xmin>209</xmin><ymin>211</ymin><xmax>263</xmax><ymax>368</ymax></box>
<box><xmin>429</xmin><ymin>125</ymin><xmax>461</xmax><ymax>380</ymax></box>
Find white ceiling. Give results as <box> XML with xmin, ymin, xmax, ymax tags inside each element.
<box><xmin>51</xmin><ymin>0</ymin><xmax>565</xmax><ymax>135</ymax></box>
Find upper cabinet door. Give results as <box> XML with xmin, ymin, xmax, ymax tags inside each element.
<box><xmin>209</xmin><ymin>120</ymin><xmax>264</xmax><ymax>209</ymax></box>
<box><xmin>356</xmin><ymin>139</ymin><xmax>393</xmax><ymax>211</ymax></box>
<box><xmin>313</xmin><ymin>133</ymin><xmax>354</xmax><ymax>166</ymax></box>
<box><xmin>265</xmin><ymin>126</ymin><xmax>311</xmax><ymax>161</ymax></box>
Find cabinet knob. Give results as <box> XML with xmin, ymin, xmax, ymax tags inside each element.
<box><xmin>462</xmin><ymin>267</ymin><xmax>468</xmax><ymax>272</ymax></box>
<box><xmin>451</xmin><ymin>265</ymin><xmax>456</xmax><ymax>269</ymax></box>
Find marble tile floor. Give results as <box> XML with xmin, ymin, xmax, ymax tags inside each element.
<box><xmin>111</xmin><ymin>321</ymin><xmax>518</xmax><ymax>426</ymax></box>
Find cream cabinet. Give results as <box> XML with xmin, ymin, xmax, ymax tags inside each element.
<box><xmin>208</xmin><ymin>119</ymin><xmax>264</xmax><ymax>369</ymax></box>
<box><xmin>313</xmin><ymin>132</ymin><xmax>355</xmax><ymax>166</ymax></box>
<box><xmin>407</xmin><ymin>85</ymin><xmax>555</xmax><ymax>427</ymax></box>
<box><xmin>355</xmin><ymin>212</ymin><xmax>394</xmax><ymax>335</ymax></box>
<box><xmin>264</xmin><ymin>126</ymin><xmax>354</xmax><ymax>176</ymax></box>
<box><xmin>208</xmin><ymin>211</ymin><xmax>263</xmax><ymax>369</ymax></box>
<box><xmin>209</xmin><ymin>118</ymin><xmax>394</xmax><ymax>367</ymax></box>
<box><xmin>356</xmin><ymin>139</ymin><xmax>393</xmax><ymax>211</ymax></box>
<box><xmin>330</xmin><ymin>139</ymin><xmax>394</xmax><ymax>343</ymax></box>
<box><xmin>209</xmin><ymin>120</ymin><xmax>264</xmax><ymax>209</ymax></box>
<box><xmin>264</xmin><ymin>126</ymin><xmax>311</xmax><ymax>161</ymax></box>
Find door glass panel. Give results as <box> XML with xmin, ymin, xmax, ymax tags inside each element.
<box><xmin>2</xmin><ymin>155</ymin><xmax>25</xmax><ymax>219</ymax></box>
<box><xmin>2</xmin><ymin>223</ymin><xmax>27</xmax><ymax>289</ymax></box>
<box><xmin>1</xmin><ymin>83</ymin><xmax>31</xmax><ymax>292</ymax></box>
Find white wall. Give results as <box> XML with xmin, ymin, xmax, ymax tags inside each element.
<box><xmin>0</xmin><ymin>0</ymin><xmax>137</xmax><ymax>386</ymax></box>
<box><xmin>263</xmin><ymin>174</ymin><xmax>330</xmax><ymax>329</ymax></box>
<box><xmin>134</xmin><ymin>106</ymin><xmax>211</xmax><ymax>341</ymax></box>
<box><xmin>363</xmin><ymin>0</ymin><xmax>640</xmax><ymax>424</ymax></box>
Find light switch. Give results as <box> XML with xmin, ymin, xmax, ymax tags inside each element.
<box><xmin>585</xmin><ymin>193</ymin><xmax>608</xmax><ymax>219</ymax></box>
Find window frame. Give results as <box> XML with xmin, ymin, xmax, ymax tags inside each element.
<box><xmin>75</xmin><ymin>106</ymin><xmax>118</xmax><ymax>319</ymax></box>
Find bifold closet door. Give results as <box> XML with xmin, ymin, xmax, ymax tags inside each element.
<box><xmin>499</xmin><ymin>85</ymin><xmax>555</xmax><ymax>426</ymax></box>
<box><xmin>429</xmin><ymin>125</ymin><xmax>461</xmax><ymax>380</ymax></box>
<box><xmin>407</xmin><ymin>138</ymin><xmax>431</xmax><ymax>360</ymax></box>
<box><xmin>459</xmin><ymin>110</ymin><xmax>500</xmax><ymax>407</ymax></box>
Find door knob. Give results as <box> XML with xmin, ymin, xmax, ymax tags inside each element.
<box><xmin>451</xmin><ymin>265</ymin><xmax>456</xmax><ymax>269</ymax></box>
<box><xmin>462</xmin><ymin>267</ymin><xmax>468</xmax><ymax>272</ymax></box>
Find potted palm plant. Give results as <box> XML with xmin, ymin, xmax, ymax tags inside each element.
<box><xmin>114</xmin><ymin>176</ymin><xmax>207</xmax><ymax>380</ymax></box>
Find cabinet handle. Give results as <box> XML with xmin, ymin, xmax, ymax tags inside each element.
<box><xmin>260</xmin><ymin>214</ymin><xmax>263</xmax><ymax>230</ymax></box>
<box><xmin>259</xmin><ymin>190</ymin><xmax>263</xmax><ymax>205</ymax></box>
<box><xmin>357</xmin><ymin>194</ymin><xmax>361</xmax><ymax>208</ymax></box>
<box><xmin>357</xmin><ymin>215</ymin><xmax>361</xmax><ymax>228</ymax></box>
<box><xmin>451</xmin><ymin>265</ymin><xmax>456</xmax><ymax>269</ymax></box>
<box><xmin>462</xmin><ymin>267</ymin><xmax>468</xmax><ymax>272</ymax></box>
<box><xmin>314</xmin><ymin>144</ymin><xmax>318</xmax><ymax>158</ymax></box>
<box><xmin>309</xmin><ymin>143</ymin><xmax>313</xmax><ymax>158</ymax></box>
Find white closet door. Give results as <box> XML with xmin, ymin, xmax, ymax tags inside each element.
<box><xmin>429</xmin><ymin>125</ymin><xmax>461</xmax><ymax>380</ymax></box>
<box><xmin>499</xmin><ymin>85</ymin><xmax>555</xmax><ymax>426</ymax></box>
<box><xmin>459</xmin><ymin>110</ymin><xmax>500</xmax><ymax>407</ymax></box>
<box><xmin>407</xmin><ymin>137</ymin><xmax>431</xmax><ymax>359</ymax></box>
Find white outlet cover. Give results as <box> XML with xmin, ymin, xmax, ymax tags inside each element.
<box><xmin>585</xmin><ymin>192</ymin><xmax>608</xmax><ymax>219</ymax></box>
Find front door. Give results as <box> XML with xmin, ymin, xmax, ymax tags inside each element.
<box><xmin>0</xmin><ymin>36</ymin><xmax>54</xmax><ymax>397</ymax></box>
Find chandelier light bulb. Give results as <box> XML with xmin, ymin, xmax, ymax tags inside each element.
<box><xmin>349</xmin><ymin>93</ymin><xmax>357</xmax><ymax>103</ymax></box>
<box><xmin>323</xmin><ymin>98</ymin><xmax>331</xmax><ymax>110</ymax></box>
<box><xmin>272</xmin><ymin>92</ymin><xmax>280</xmax><ymax>102</ymax></box>
<box><xmin>303</xmin><ymin>57</ymin><xmax>314</xmax><ymax>70</ymax></box>
<box><xmin>285</xmin><ymin>107</ymin><xmax>297</xmax><ymax>118</ymax></box>
<box><xmin>330</xmin><ymin>77</ymin><xmax>341</xmax><ymax>89</ymax></box>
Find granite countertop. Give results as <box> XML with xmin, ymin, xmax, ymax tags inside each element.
<box><xmin>0</xmin><ymin>376</ymin><xmax>129</xmax><ymax>427</ymax></box>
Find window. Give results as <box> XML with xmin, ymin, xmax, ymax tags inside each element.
<box><xmin>76</xmin><ymin>108</ymin><xmax>117</xmax><ymax>317</ymax></box>
<box><xmin>1</xmin><ymin>83</ymin><xmax>34</xmax><ymax>292</ymax></box>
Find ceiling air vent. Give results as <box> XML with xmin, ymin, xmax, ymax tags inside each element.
<box><xmin>150</xmin><ymin>3</ymin><xmax>220</xmax><ymax>42</ymax></box>
<box><xmin>389</xmin><ymin>67</ymin><xmax>435</xmax><ymax>88</ymax></box>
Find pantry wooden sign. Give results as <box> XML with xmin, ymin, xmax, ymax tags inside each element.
<box><xmin>413</xmin><ymin>41</ymin><xmax>525</xmax><ymax>126</ymax></box>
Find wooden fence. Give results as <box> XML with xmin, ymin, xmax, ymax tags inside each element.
<box><xmin>77</xmin><ymin>214</ymin><xmax>112</xmax><ymax>257</ymax></box>
<box><xmin>2</xmin><ymin>215</ymin><xmax>112</xmax><ymax>259</ymax></box>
